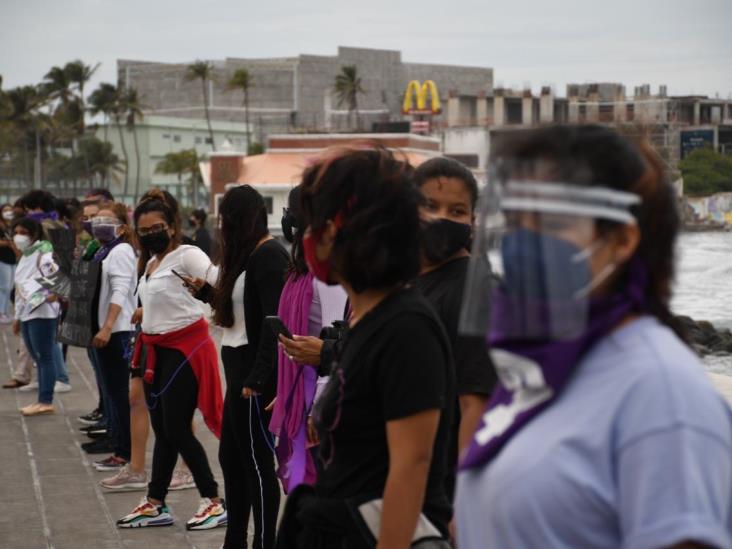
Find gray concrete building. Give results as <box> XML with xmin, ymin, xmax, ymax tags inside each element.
<box><xmin>118</xmin><ymin>46</ymin><xmax>493</xmax><ymax>142</ymax></box>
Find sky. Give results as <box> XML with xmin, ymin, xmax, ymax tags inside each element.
<box><xmin>1</xmin><ymin>0</ymin><xmax>731</xmax><ymax>99</ymax></box>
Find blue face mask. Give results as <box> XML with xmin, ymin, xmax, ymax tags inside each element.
<box><xmin>500</xmin><ymin>228</ymin><xmax>592</xmax><ymax>301</ymax></box>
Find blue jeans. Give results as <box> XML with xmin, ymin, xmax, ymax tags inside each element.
<box><xmin>0</xmin><ymin>262</ymin><xmax>14</xmax><ymax>315</ymax></box>
<box><xmin>87</xmin><ymin>347</ymin><xmax>106</xmax><ymax>418</ymax></box>
<box><xmin>21</xmin><ymin>317</ymin><xmax>64</xmax><ymax>404</ymax></box>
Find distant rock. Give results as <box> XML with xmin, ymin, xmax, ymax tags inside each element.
<box><xmin>676</xmin><ymin>315</ymin><xmax>732</xmax><ymax>356</ymax></box>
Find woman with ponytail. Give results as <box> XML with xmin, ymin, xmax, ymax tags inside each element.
<box><xmin>455</xmin><ymin>125</ymin><xmax>732</xmax><ymax>548</ymax></box>
<box><xmin>116</xmin><ymin>189</ymin><xmax>226</xmax><ymax>531</ymax></box>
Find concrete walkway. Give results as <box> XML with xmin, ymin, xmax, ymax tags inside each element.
<box><xmin>0</xmin><ymin>324</ymin><xmax>227</xmax><ymax>549</ymax></box>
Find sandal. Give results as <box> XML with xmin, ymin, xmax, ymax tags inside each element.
<box><xmin>3</xmin><ymin>379</ymin><xmax>28</xmax><ymax>389</ymax></box>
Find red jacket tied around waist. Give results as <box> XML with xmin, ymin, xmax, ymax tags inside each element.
<box><xmin>132</xmin><ymin>317</ymin><xmax>223</xmax><ymax>439</ymax></box>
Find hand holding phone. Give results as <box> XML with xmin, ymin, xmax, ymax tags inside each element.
<box><xmin>264</xmin><ymin>315</ymin><xmax>293</xmax><ymax>339</ymax></box>
<box><xmin>171</xmin><ymin>268</ymin><xmax>195</xmax><ymax>289</ymax></box>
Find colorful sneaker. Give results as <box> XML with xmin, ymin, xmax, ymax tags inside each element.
<box><xmin>18</xmin><ymin>381</ymin><xmax>38</xmax><ymax>393</ymax></box>
<box><xmin>186</xmin><ymin>498</ymin><xmax>227</xmax><ymax>530</ymax></box>
<box><xmin>117</xmin><ymin>498</ymin><xmax>173</xmax><ymax>528</ymax></box>
<box><xmin>100</xmin><ymin>465</ymin><xmax>148</xmax><ymax>491</ymax></box>
<box><xmin>78</xmin><ymin>409</ymin><xmax>104</xmax><ymax>425</ymax></box>
<box><xmin>169</xmin><ymin>468</ymin><xmax>195</xmax><ymax>491</ymax></box>
<box><xmin>94</xmin><ymin>455</ymin><xmax>128</xmax><ymax>472</ymax></box>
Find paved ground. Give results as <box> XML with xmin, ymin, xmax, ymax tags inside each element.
<box><xmin>0</xmin><ymin>324</ymin><xmax>230</xmax><ymax>549</ymax></box>
<box><xmin>1</xmin><ymin>321</ymin><xmax>731</xmax><ymax>549</ymax></box>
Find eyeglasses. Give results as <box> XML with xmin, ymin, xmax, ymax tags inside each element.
<box><xmin>136</xmin><ymin>223</ymin><xmax>168</xmax><ymax>236</ymax></box>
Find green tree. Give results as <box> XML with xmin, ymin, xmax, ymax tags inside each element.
<box><xmin>226</xmin><ymin>68</ymin><xmax>253</xmax><ymax>154</ymax></box>
<box><xmin>155</xmin><ymin>149</ymin><xmax>202</xmax><ymax>207</ymax></box>
<box><xmin>77</xmin><ymin>136</ymin><xmax>124</xmax><ymax>186</ymax></box>
<box><xmin>3</xmin><ymin>85</ymin><xmax>48</xmax><ymax>185</ymax></box>
<box><xmin>64</xmin><ymin>59</ymin><xmax>99</xmax><ymax>135</ymax></box>
<box><xmin>185</xmin><ymin>61</ymin><xmax>216</xmax><ymax>151</ymax></box>
<box><xmin>89</xmin><ymin>83</ymin><xmax>129</xmax><ymax>196</ymax></box>
<box><xmin>334</xmin><ymin>65</ymin><xmax>365</xmax><ymax>130</ymax></box>
<box><xmin>122</xmin><ymin>88</ymin><xmax>145</xmax><ymax>201</ymax></box>
<box><xmin>679</xmin><ymin>147</ymin><xmax>732</xmax><ymax>196</ymax></box>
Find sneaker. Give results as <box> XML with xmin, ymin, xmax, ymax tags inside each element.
<box><xmin>18</xmin><ymin>381</ymin><xmax>38</xmax><ymax>393</ymax></box>
<box><xmin>186</xmin><ymin>498</ymin><xmax>227</xmax><ymax>530</ymax></box>
<box><xmin>100</xmin><ymin>465</ymin><xmax>148</xmax><ymax>491</ymax></box>
<box><xmin>84</xmin><ymin>425</ymin><xmax>108</xmax><ymax>439</ymax></box>
<box><xmin>169</xmin><ymin>468</ymin><xmax>195</xmax><ymax>491</ymax></box>
<box><xmin>94</xmin><ymin>455</ymin><xmax>128</xmax><ymax>472</ymax></box>
<box><xmin>117</xmin><ymin>498</ymin><xmax>174</xmax><ymax>528</ymax></box>
<box><xmin>20</xmin><ymin>403</ymin><xmax>55</xmax><ymax>416</ymax></box>
<box><xmin>81</xmin><ymin>437</ymin><xmax>115</xmax><ymax>454</ymax></box>
<box><xmin>78</xmin><ymin>409</ymin><xmax>104</xmax><ymax>425</ymax></box>
<box><xmin>54</xmin><ymin>381</ymin><xmax>71</xmax><ymax>393</ymax></box>
<box><xmin>2</xmin><ymin>379</ymin><xmax>28</xmax><ymax>389</ymax></box>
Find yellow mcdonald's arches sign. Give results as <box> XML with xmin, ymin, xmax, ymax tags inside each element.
<box><xmin>402</xmin><ymin>80</ymin><xmax>442</xmax><ymax>114</ymax></box>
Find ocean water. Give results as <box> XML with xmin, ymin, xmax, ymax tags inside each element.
<box><xmin>672</xmin><ymin>232</ymin><xmax>732</xmax><ymax>374</ymax></box>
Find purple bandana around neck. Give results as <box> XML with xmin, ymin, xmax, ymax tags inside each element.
<box><xmin>268</xmin><ymin>272</ymin><xmax>318</xmax><ymax>492</ymax></box>
<box><xmin>28</xmin><ymin>211</ymin><xmax>59</xmax><ymax>223</ymax></box>
<box><xmin>92</xmin><ymin>237</ymin><xmax>123</xmax><ymax>263</ymax></box>
<box><xmin>459</xmin><ymin>255</ymin><xmax>649</xmax><ymax>471</ymax></box>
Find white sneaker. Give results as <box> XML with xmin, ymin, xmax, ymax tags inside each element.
<box><xmin>55</xmin><ymin>381</ymin><xmax>71</xmax><ymax>393</ymax></box>
<box><xmin>169</xmin><ymin>468</ymin><xmax>195</xmax><ymax>491</ymax></box>
<box><xmin>18</xmin><ymin>381</ymin><xmax>38</xmax><ymax>392</ymax></box>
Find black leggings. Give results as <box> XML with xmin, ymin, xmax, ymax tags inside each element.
<box><xmin>95</xmin><ymin>331</ymin><xmax>132</xmax><ymax>460</ymax></box>
<box><xmin>220</xmin><ymin>345</ymin><xmax>280</xmax><ymax>549</ymax></box>
<box><xmin>145</xmin><ymin>346</ymin><xmax>218</xmax><ymax>502</ymax></box>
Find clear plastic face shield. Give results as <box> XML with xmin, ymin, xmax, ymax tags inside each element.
<box><xmin>459</xmin><ymin>165</ymin><xmax>640</xmax><ymax>342</ymax></box>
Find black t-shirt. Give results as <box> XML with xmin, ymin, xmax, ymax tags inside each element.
<box><xmin>417</xmin><ymin>256</ymin><xmax>497</xmax><ymax>499</ymax></box>
<box><xmin>193</xmin><ymin>227</ymin><xmax>212</xmax><ymax>257</ymax></box>
<box><xmin>313</xmin><ymin>287</ymin><xmax>454</xmax><ymax>533</ymax></box>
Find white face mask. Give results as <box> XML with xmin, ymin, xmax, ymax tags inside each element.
<box><xmin>13</xmin><ymin>234</ymin><xmax>31</xmax><ymax>252</ymax></box>
<box><xmin>2</xmin><ymin>210</ymin><xmax>13</xmax><ymax>221</ymax></box>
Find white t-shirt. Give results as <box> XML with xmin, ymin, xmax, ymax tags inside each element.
<box><xmin>221</xmin><ymin>271</ymin><xmax>248</xmax><ymax>348</ymax></box>
<box><xmin>137</xmin><ymin>245</ymin><xmax>216</xmax><ymax>335</ymax></box>
<box><xmin>98</xmin><ymin>243</ymin><xmax>136</xmax><ymax>333</ymax></box>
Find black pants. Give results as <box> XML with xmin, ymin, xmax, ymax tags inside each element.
<box><xmin>145</xmin><ymin>346</ymin><xmax>218</xmax><ymax>502</ymax></box>
<box><xmin>220</xmin><ymin>345</ymin><xmax>280</xmax><ymax>549</ymax></box>
<box><xmin>95</xmin><ymin>331</ymin><xmax>132</xmax><ymax>460</ymax></box>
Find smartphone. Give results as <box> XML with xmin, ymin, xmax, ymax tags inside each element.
<box><xmin>171</xmin><ymin>268</ymin><xmax>194</xmax><ymax>288</ymax></box>
<box><xmin>264</xmin><ymin>316</ymin><xmax>293</xmax><ymax>339</ymax></box>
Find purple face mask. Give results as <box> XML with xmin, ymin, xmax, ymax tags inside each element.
<box><xmin>91</xmin><ymin>224</ymin><xmax>118</xmax><ymax>243</ymax></box>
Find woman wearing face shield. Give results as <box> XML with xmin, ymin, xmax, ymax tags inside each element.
<box><xmin>456</xmin><ymin>125</ymin><xmax>732</xmax><ymax>549</ymax></box>
<box><xmin>86</xmin><ymin>202</ymin><xmax>137</xmax><ymax>472</ymax></box>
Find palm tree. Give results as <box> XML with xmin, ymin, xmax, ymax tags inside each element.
<box><xmin>4</xmin><ymin>85</ymin><xmax>47</xmax><ymax>185</ymax></box>
<box><xmin>155</xmin><ymin>149</ymin><xmax>201</xmax><ymax>207</ymax></box>
<box><xmin>64</xmin><ymin>60</ymin><xmax>99</xmax><ymax>135</ymax></box>
<box><xmin>88</xmin><ymin>82</ymin><xmax>117</xmax><ymax>144</ymax></box>
<box><xmin>78</xmin><ymin>137</ymin><xmax>123</xmax><ymax>186</ymax></box>
<box><xmin>42</xmin><ymin>66</ymin><xmax>73</xmax><ymax>110</ymax></box>
<box><xmin>185</xmin><ymin>61</ymin><xmax>216</xmax><ymax>151</ymax></box>
<box><xmin>226</xmin><ymin>68</ymin><xmax>253</xmax><ymax>153</ymax></box>
<box><xmin>123</xmin><ymin>88</ymin><xmax>145</xmax><ymax>201</ymax></box>
<box><xmin>334</xmin><ymin>65</ymin><xmax>365</xmax><ymax>130</ymax></box>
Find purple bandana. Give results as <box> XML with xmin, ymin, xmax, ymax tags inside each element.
<box><xmin>92</xmin><ymin>237</ymin><xmax>123</xmax><ymax>263</ymax></box>
<box><xmin>28</xmin><ymin>211</ymin><xmax>59</xmax><ymax>223</ymax></box>
<box><xmin>460</xmin><ymin>255</ymin><xmax>648</xmax><ymax>470</ymax></box>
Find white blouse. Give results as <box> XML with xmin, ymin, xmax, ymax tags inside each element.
<box><xmin>14</xmin><ymin>246</ymin><xmax>60</xmax><ymax>322</ymax></box>
<box><xmin>221</xmin><ymin>271</ymin><xmax>248</xmax><ymax>348</ymax></box>
<box><xmin>98</xmin><ymin>243</ymin><xmax>137</xmax><ymax>333</ymax></box>
<box><xmin>137</xmin><ymin>245</ymin><xmax>216</xmax><ymax>335</ymax></box>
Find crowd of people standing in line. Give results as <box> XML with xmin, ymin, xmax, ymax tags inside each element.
<box><xmin>2</xmin><ymin>123</ymin><xmax>731</xmax><ymax>549</ymax></box>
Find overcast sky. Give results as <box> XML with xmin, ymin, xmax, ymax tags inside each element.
<box><xmin>2</xmin><ymin>0</ymin><xmax>731</xmax><ymax>99</ymax></box>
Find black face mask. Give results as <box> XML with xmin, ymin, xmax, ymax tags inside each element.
<box><xmin>188</xmin><ymin>219</ymin><xmax>196</xmax><ymax>228</ymax></box>
<box><xmin>420</xmin><ymin>218</ymin><xmax>472</xmax><ymax>265</ymax></box>
<box><xmin>281</xmin><ymin>208</ymin><xmax>297</xmax><ymax>243</ymax></box>
<box><xmin>139</xmin><ymin>230</ymin><xmax>171</xmax><ymax>255</ymax></box>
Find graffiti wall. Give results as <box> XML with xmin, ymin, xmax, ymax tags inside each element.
<box><xmin>687</xmin><ymin>193</ymin><xmax>732</xmax><ymax>225</ymax></box>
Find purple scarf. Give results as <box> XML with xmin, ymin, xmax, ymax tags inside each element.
<box><xmin>269</xmin><ymin>272</ymin><xmax>318</xmax><ymax>492</ymax></box>
<box><xmin>28</xmin><ymin>211</ymin><xmax>59</xmax><ymax>223</ymax></box>
<box><xmin>92</xmin><ymin>237</ymin><xmax>124</xmax><ymax>263</ymax></box>
<box><xmin>460</xmin><ymin>256</ymin><xmax>648</xmax><ymax>470</ymax></box>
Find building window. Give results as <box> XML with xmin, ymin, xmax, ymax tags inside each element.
<box><xmin>162</xmin><ymin>134</ymin><xmax>170</xmax><ymax>139</ymax></box>
<box><xmin>173</xmin><ymin>135</ymin><xmax>181</xmax><ymax>143</ymax></box>
<box><xmin>205</xmin><ymin>137</ymin><xmax>213</xmax><ymax>145</ymax></box>
<box><xmin>626</xmin><ymin>104</ymin><xmax>635</xmax><ymax>121</ymax></box>
<box><xmin>195</xmin><ymin>137</ymin><xmax>202</xmax><ymax>144</ymax></box>
<box><xmin>264</xmin><ymin>196</ymin><xmax>273</xmax><ymax>214</ymax></box>
<box><xmin>598</xmin><ymin>104</ymin><xmax>614</xmax><ymax>122</ymax></box>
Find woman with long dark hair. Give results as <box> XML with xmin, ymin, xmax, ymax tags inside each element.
<box><xmin>269</xmin><ymin>184</ymin><xmax>347</xmax><ymax>493</ymax></box>
<box><xmin>456</xmin><ymin>125</ymin><xmax>732</xmax><ymax>548</ymax></box>
<box><xmin>116</xmin><ymin>189</ymin><xmax>226</xmax><ymax>530</ymax></box>
<box><xmin>214</xmin><ymin>185</ymin><xmax>289</xmax><ymax>549</ymax></box>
